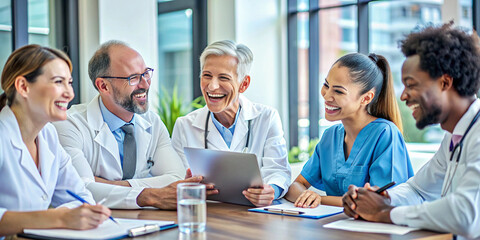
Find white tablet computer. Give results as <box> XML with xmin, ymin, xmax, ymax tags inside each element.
<box><xmin>184</xmin><ymin>147</ymin><xmax>264</xmax><ymax>206</ymax></box>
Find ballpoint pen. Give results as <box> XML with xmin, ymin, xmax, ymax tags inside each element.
<box><xmin>66</xmin><ymin>190</ymin><xmax>118</xmax><ymax>224</ymax></box>
<box><xmin>263</xmin><ymin>208</ymin><xmax>305</xmax><ymax>215</ymax></box>
<box><xmin>375</xmin><ymin>181</ymin><xmax>396</xmax><ymax>194</ymax></box>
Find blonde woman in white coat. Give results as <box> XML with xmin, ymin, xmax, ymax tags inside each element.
<box><xmin>172</xmin><ymin>40</ymin><xmax>291</xmax><ymax>207</ymax></box>
<box><xmin>0</xmin><ymin>45</ymin><xmax>110</xmax><ymax>237</ymax></box>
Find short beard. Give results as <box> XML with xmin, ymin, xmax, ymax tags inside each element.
<box><xmin>416</xmin><ymin>102</ymin><xmax>442</xmax><ymax>129</ymax></box>
<box><xmin>112</xmin><ymin>87</ymin><xmax>149</xmax><ymax>114</ymax></box>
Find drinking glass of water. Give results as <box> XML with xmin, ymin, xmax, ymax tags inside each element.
<box><xmin>177</xmin><ymin>183</ymin><xmax>206</xmax><ymax>233</ymax></box>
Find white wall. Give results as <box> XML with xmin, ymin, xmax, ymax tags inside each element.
<box><xmin>78</xmin><ymin>0</ymin><xmax>289</xmax><ymax>141</ymax></box>
<box><xmin>208</xmin><ymin>0</ymin><xmax>289</xmax><ymax>142</ymax></box>
<box><xmin>78</xmin><ymin>0</ymin><xmax>99</xmax><ymax>103</ymax></box>
<box><xmin>78</xmin><ymin>0</ymin><xmax>159</xmax><ymax>105</ymax></box>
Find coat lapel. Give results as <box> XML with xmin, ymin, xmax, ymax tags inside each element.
<box><xmin>229</xmin><ymin>114</ymin><xmax>248</xmax><ymax>151</ymax></box>
<box><xmin>192</xmin><ymin>107</ymin><xmax>228</xmax><ymax>150</ymax></box>
<box><xmin>87</xmin><ymin>96</ymin><xmax>122</xmax><ymax>170</ymax></box>
<box><xmin>1</xmin><ymin>107</ymin><xmax>47</xmax><ymax>193</ymax></box>
<box><xmin>230</xmin><ymin>96</ymin><xmax>261</xmax><ymax>151</ymax></box>
<box><xmin>135</xmin><ymin>114</ymin><xmax>152</xmax><ymax>171</ymax></box>
<box><xmin>37</xmin><ymin>131</ymin><xmax>55</xmax><ymax>191</ymax></box>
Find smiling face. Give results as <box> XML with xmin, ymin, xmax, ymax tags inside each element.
<box><xmin>321</xmin><ymin>64</ymin><xmax>372</xmax><ymax>122</ymax></box>
<box><xmin>401</xmin><ymin>55</ymin><xmax>445</xmax><ymax>129</ymax></box>
<box><xmin>200</xmin><ymin>55</ymin><xmax>248</xmax><ymax>114</ymax></box>
<box><xmin>26</xmin><ymin>58</ymin><xmax>74</xmax><ymax>122</ymax></box>
<box><xmin>100</xmin><ymin>45</ymin><xmax>150</xmax><ymax>120</ymax></box>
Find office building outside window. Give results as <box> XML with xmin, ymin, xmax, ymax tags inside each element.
<box><xmin>0</xmin><ymin>0</ymin><xmax>12</xmax><ymax>80</ymax></box>
<box><xmin>288</xmin><ymin>0</ymin><xmax>475</xmax><ymax>152</ymax></box>
<box><xmin>157</xmin><ymin>0</ymin><xmax>207</xmax><ymax>109</ymax></box>
<box><xmin>28</xmin><ymin>0</ymin><xmax>52</xmax><ymax>46</ymax></box>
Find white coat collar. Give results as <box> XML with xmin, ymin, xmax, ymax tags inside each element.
<box><xmin>86</xmin><ymin>95</ymin><xmax>152</xmax><ymax>131</ymax></box>
<box><xmin>451</xmin><ymin>98</ymin><xmax>480</xmax><ymax>136</ymax></box>
<box><xmin>192</xmin><ymin>95</ymin><xmax>261</xmax><ymax>131</ymax></box>
<box><xmin>191</xmin><ymin>95</ymin><xmax>261</xmax><ymax>150</ymax></box>
<box><xmin>0</xmin><ymin>106</ymin><xmax>52</xmax><ymax>193</ymax></box>
<box><xmin>0</xmin><ymin>106</ymin><xmax>24</xmax><ymax>150</ymax></box>
<box><xmin>85</xmin><ymin>95</ymin><xmax>152</xmax><ymax>162</ymax></box>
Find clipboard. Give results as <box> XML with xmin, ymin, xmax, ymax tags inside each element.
<box><xmin>248</xmin><ymin>202</ymin><xmax>343</xmax><ymax>219</ymax></box>
<box><xmin>20</xmin><ymin>218</ymin><xmax>177</xmax><ymax>240</ymax></box>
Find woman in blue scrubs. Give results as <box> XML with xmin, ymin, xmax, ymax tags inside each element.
<box><xmin>285</xmin><ymin>53</ymin><xmax>413</xmax><ymax>207</ymax></box>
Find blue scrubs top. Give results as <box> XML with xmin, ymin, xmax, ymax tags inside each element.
<box><xmin>301</xmin><ymin>118</ymin><xmax>414</xmax><ymax>196</ymax></box>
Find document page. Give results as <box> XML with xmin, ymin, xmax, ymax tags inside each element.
<box><xmin>249</xmin><ymin>202</ymin><xmax>343</xmax><ymax>219</ymax></box>
<box><xmin>23</xmin><ymin>218</ymin><xmax>175</xmax><ymax>240</ymax></box>
<box><xmin>323</xmin><ymin>218</ymin><xmax>419</xmax><ymax>235</ymax></box>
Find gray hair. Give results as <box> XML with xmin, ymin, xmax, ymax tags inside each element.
<box><xmin>88</xmin><ymin>40</ymin><xmax>129</xmax><ymax>90</ymax></box>
<box><xmin>199</xmin><ymin>40</ymin><xmax>253</xmax><ymax>82</ymax></box>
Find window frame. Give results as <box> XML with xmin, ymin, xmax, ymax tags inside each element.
<box><xmin>157</xmin><ymin>0</ymin><xmax>207</xmax><ymax>99</ymax></box>
<box><xmin>287</xmin><ymin>0</ymin><xmax>480</xmax><ymax>148</ymax></box>
<box><xmin>9</xmin><ymin>0</ymin><xmax>81</xmax><ymax>105</ymax></box>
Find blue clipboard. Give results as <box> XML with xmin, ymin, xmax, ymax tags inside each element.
<box><xmin>248</xmin><ymin>202</ymin><xmax>343</xmax><ymax>219</ymax></box>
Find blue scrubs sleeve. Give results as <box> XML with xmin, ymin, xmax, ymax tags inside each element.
<box><xmin>368</xmin><ymin>126</ymin><xmax>414</xmax><ymax>187</ymax></box>
<box><xmin>300</xmin><ymin>143</ymin><xmax>323</xmax><ymax>189</ymax></box>
<box><xmin>270</xmin><ymin>184</ymin><xmax>283</xmax><ymax>199</ymax></box>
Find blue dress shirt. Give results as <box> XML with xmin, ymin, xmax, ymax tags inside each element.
<box><xmin>301</xmin><ymin>118</ymin><xmax>414</xmax><ymax>196</ymax></box>
<box><xmin>99</xmin><ymin>98</ymin><xmax>136</xmax><ymax>167</ymax></box>
<box><xmin>210</xmin><ymin>108</ymin><xmax>241</xmax><ymax>148</ymax></box>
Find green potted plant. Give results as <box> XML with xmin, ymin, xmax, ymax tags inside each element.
<box><xmin>156</xmin><ymin>85</ymin><xmax>205</xmax><ymax>136</ymax></box>
<box><xmin>288</xmin><ymin>138</ymin><xmax>319</xmax><ymax>163</ymax></box>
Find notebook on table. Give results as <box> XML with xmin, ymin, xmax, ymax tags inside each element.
<box><xmin>20</xmin><ymin>218</ymin><xmax>176</xmax><ymax>240</ymax></box>
<box><xmin>249</xmin><ymin>202</ymin><xmax>343</xmax><ymax>219</ymax></box>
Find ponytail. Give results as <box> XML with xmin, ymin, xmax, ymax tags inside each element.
<box><xmin>0</xmin><ymin>92</ymin><xmax>7</xmax><ymax>110</ymax></box>
<box><xmin>335</xmin><ymin>53</ymin><xmax>403</xmax><ymax>134</ymax></box>
<box><xmin>368</xmin><ymin>54</ymin><xmax>403</xmax><ymax>133</ymax></box>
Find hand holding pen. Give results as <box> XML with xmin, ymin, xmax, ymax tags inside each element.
<box><xmin>344</xmin><ymin>182</ymin><xmax>396</xmax><ymax>223</ymax></box>
<box><xmin>66</xmin><ymin>190</ymin><xmax>117</xmax><ymax>225</ymax></box>
<box><xmin>342</xmin><ymin>182</ymin><xmax>395</xmax><ymax>220</ymax></box>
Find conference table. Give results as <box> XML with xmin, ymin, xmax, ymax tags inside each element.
<box><xmin>110</xmin><ymin>201</ymin><xmax>452</xmax><ymax>240</ymax></box>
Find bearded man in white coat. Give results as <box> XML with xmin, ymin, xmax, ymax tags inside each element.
<box><xmin>171</xmin><ymin>40</ymin><xmax>291</xmax><ymax>207</ymax></box>
<box><xmin>54</xmin><ymin>41</ymin><xmax>215</xmax><ymax>209</ymax></box>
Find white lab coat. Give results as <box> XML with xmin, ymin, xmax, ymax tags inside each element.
<box><xmin>53</xmin><ymin>95</ymin><xmax>185</xmax><ymax>209</ymax></box>
<box><xmin>388</xmin><ymin>99</ymin><xmax>480</xmax><ymax>240</ymax></box>
<box><xmin>0</xmin><ymin>106</ymin><xmax>93</xmax><ymax>221</ymax></box>
<box><xmin>171</xmin><ymin>95</ymin><xmax>291</xmax><ymax>197</ymax></box>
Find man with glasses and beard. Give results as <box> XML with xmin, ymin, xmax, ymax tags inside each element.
<box><xmin>342</xmin><ymin>23</ymin><xmax>480</xmax><ymax>239</ymax></box>
<box><xmin>54</xmin><ymin>41</ymin><xmax>216</xmax><ymax>209</ymax></box>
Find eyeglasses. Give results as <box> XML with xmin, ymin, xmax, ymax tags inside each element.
<box><xmin>100</xmin><ymin>68</ymin><xmax>154</xmax><ymax>86</ymax></box>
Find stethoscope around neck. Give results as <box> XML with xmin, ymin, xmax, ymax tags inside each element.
<box><xmin>204</xmin><ymin>111</ymin><xmax>251</xmax><ymax>153</ymax></box>
<box><xmin>441</xmin><ymin>109</ymin><xmax>480</xmax><ymax>197</ymax></box>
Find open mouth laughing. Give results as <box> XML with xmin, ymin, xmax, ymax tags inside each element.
<box><xmin>207</xmin><ymin>92</ymin><xmax>227</xmax><ymax>102</ymax></box>
<box><xmin>325</xmin><ymin>103</ymin><xmax>341</xmax><ymax>114</ymax></box>
<box><xmin>54</xmin><ymin>101</ymin><xmax>69</xmax><ymax>110</ymax></box>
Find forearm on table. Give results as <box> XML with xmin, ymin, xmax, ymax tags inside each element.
<box><xmin>95</xmin><ymin>176</ymin><xmax>131</xmax><ymax>187</ymax></box>
<box><xmin>320</xmin><ymin>196</ymin><xmax>342</xmax><ymax>207</ymax></box>
<box><xmin>136</xmin><ymin>187</ymin><xmax>174</xmax><ymax>209</ymax></box>
<box><xmin>128</xmin><ymin>174</ymin><xmax>180</xmax><ymax>188</ymax></box>
<box><xmin>0</xmin><ymin>210</ymin><xmax>63</xmax><ymax>236</ymax></box>
<box><xmin>284</xmin><ymin>181</ymin><xmax>308</xmax><ymax>202</ymax></box>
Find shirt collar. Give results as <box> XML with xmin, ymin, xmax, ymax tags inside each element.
<box><xmin>211</xmin><ymin>106</ymin><xmax>241</xmax><ymax>134</ymax></box>
<box><xmin>98</xmin><ymin>97</ymin><xmax>135</xmax><ymax>132</ymax></box>
<box><xmin>452</xmin><ymin>98</ymin><xmax>480</xmax><ymax>136</ymax></box>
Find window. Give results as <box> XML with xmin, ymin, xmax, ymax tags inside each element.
<box><xmin>28</xmin><ymin>0</ymin><xmax>51</xmax><ymax>46</ymax></box>
<box><xmin>0</xmin><ymin>0</ymin><xmax>80</xmax><ymax>104</ymax></box>
<box><xmin>288</xmin><ymin>0</ymin><xmax>476</xmax><ymax>148</ymax></box>
<box><xmin>0</xmin><ymin>0</ymin><xmax>12</xmax><ymax>78</ymax></box>
<box><xmin>158</xmin><ymin>9</ymin><xmax>193</xmax><ymax>106</ymax></box>
<box><xmin>157</xmin><ymin>0</ymin><xmax>207</xmax><ymax>107</ymax></box>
